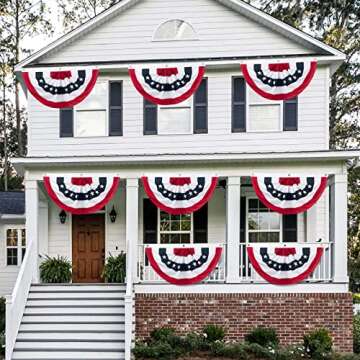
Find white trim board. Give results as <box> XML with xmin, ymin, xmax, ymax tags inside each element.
<box><xmin>15</xmin><ymin>0</ymin><xmax>344</xmax><ymax>71</ymax></box>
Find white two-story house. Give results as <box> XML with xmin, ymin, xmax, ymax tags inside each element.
<box><xmin>6</xmin><ymin>0</ymin><xmax>360</xmax><ymax>359</ymax></box>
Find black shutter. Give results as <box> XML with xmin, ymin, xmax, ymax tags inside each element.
<box><xmin>143</xmin><ymin>199</ymin><xmax>158</xmax><ymax>244</ymax></box>
<box><xmin>232</xmin><ymin>77</ymin><xmax>246</xmax><ymax>132</ymax></box>
<box><xmin>283</xmin><ymin>214</ymin><xmax>298</xmax><ymax>242</ymax></box>
<box><xmin>59</xmin><ymin>108</ymin><xmax>73</xmax><ymax>137</ymax></box>
<box><xmin>193</xmin><ymin>204</ymin><xmax>208</xmax><ymax>243</ymax></box>
<box><xmin>144</xmin><ymin>99</ymin><xmax>157</xmax><ymax>135</ymax></box>
<box><xmin>109</xmin><ymin>81</ymin><xmax>123</xmax><ymax>136</ymax></box>
<box><xmin>240</xmin><ymin>197</ymin><xmax>246</xmax><ymax>243</ymax></box>
<box><xmin>283</xmin><ymin>97</ymin><xmax>298</xmax><ymax>131</ymax></box>
<box><xmin>194</xmin><ymin>79</ymin><xmax>208</xmax><ymax>134</ymax></box>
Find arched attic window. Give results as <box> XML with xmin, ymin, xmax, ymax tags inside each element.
<box><xmin>153</xmin><ymin>19</ymin><xmax>198</xmax><ymax>41</ymax></box>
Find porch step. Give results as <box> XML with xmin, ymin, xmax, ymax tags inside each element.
<box><xmin>12</xmin><ymin>284</ymin><xmax>129</xmax><ymax>360</ymax></box>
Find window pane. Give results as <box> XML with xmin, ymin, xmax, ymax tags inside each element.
<box><xmin>248</xmin><ymin>199</ymin><xmax>259</xmax><ymax>211</ymax></box>
<box><xmin>249</xmin><ymin>104</ymin><xmax>280</xmax><ymax>131</ymax></box>
<box><xmin>268</xmin><ymin>213</ymin><xmax>281</xmax><ymax>230</ymax></box>
<box><xmin>77</xmin><ymin>82</ymin><xmax>107</xmax><ymax>109</ymax></box>
<box><xmin>160</xmin><ymin>221</ymin><xmax>170</xmax><ymax>231</ymax></box>
<box><xmin>181</xmin><ymin>220</ymin><xmax>191</xmax><ymax>231</ymax></box>
<box><xmin>21</xmin><ymin>229</ymin><xmax>26</xmax><ymax>247</ymax></box>
<box><xmin>160</xmin><ymin>212</ymin><xmax>170</xmax><ymax>221</ymax></box>
<box><xmin>7</xmin><ymin>249</ymin><xmax>18</xmax><ymax>266</ymax></box>
<box><xmin>110</xmin><ymin>82</ymin><xmax>122</xmax><ymax>106</ymax></box>
<box><xmin>248</xmin><ymin>213</ymin><xmax>259</xmax><ymax>230</ymax></box>
<box><xmin>249</xmin><ymin>233</ymin><xmax>259</xmax><ymax>243</ymax></box>
<box><xmin>7</xmin><ymin>229</ymin><xmax>18</xmax><ymax>246</ymax></box>
<box><xmin>109</xmin><ymin>109</ymin><xmax>122</xmax><ymax>136</ymax></box>
<box><xmin>181</xmin><ymin>234</ymin><xmax>191</xmax><ymax>243</ymax></box>
<box><xmin>154</xmin><ymin>20</ymin><xmax>197</xmax><ymax>41</ymax></box>
<box><xmin>170</xmin><ymin>234</ymin><xmax>180</xmax><ymax>243</ymax></box>
<box><xmin>171</xmin><ymin>221</ymin><xmax>180</xmax><ymax>231</ymax></box>
<box><xmin>258</xmin><ymin>213</ymin><xmax>269</xmax><ymax>230</ymax></box>
<box><xmin>76</xmin><ymin>110</ymin><xmax>106</xmax><ymax>137</ymax></box>
<box><xmin>158</xmin><ymin>107</ymin><xmax>191</xmax><ymax>134</ymax></box>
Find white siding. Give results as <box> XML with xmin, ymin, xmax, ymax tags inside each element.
<box><xmin>0</xmin><ymin>221</ymin><xmax>25</xmax><ymax>297</ymax></box>
<box><xmin>41</xmin><ymin>0</ymin><xmax>312</xmax><ymax>64</ymax></box>
<box><xmin>27</xmin><ymin>66</ymin><xmax>329</xmax><ymax>157</ymax></box>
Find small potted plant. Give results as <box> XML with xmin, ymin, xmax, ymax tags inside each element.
<box><xmin>39</xmin><ymin>255</ymin><xmax>72</xmax><ymax>283</ymax></box>
<box><xmin>102</xmin><ymin>252</ymin><xmax>126</xmax><ymax>283</ymax></box>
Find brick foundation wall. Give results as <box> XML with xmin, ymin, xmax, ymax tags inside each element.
<box><xmin>135</xmin><ymin>293</ymin><xmax>353</xmax><ymax>353</ymax></box>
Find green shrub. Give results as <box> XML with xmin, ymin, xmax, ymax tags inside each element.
<box><xmin>203</xmin><ymin>324</ymin><xmax>226</xmax><ymax>343</ymax></box>
<box><xmin>303</xmin><ymin>328</ymin><xmax>333</xmax><ymax>360</ymax></box>
<box><xmin>102</xmin><ymin>252</ymin><xmax>126</xmax><ymax>283</ymax></box>
<box><xmin>133</xmin><ymin>341</ymin><xmax>180</xmax><ymax>360</ymax></box>
<box><xmin>244</xmin><ymin>327</ymin><xmax>279</xmax><ymax>348</ymax></box>
<box><xmin>210</xmin><ymin>341</ymin><xmax>249</xmax><ymax>359</ymax></box>
<box><xmin>39</xmin><ymin>255</ymin><xmax>72</xmax><ymax>283</ymax></box>
<box><xmin>354</xmin><ymin>314</ymin><xmax>360</xmax><ymax>353</ymax></box>
<box><xmin>150</xmin><ymin>327</ymin><xmax>176</xmax><ymax>342</ymax></box>
<box><xmin>183</xmin><ymin>332</ymin><xmax>208</xmax><ymax>352</ymax></box>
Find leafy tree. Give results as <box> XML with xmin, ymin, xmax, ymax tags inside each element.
<box><xmin>0</xmin><ymin>0</ymin><xmax>52</xmax><ymax>156</ymax></box>
<box><xmin>57</xmin><ymin>0</ymin><xmax>119</xmax><ymax>31</ymax></box>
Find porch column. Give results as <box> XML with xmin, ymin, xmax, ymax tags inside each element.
<box><xmin>25</xmin><ymin>179</ymin><xmax>39</xmax><ymax>283</ymax></box>
<box><xmin>226</xmin><ymin>177</ymin><xmax>241</xmax><ymax>283</ymax></box>
<box><xmin>125</xmin><ymin>178</ymin><xmax>139</xmax><ymax>360</ymax></box>
<box><xmin>330</xmin><ymin>173</ymin><xmax>348</xmax><ymax>283</ymax></box>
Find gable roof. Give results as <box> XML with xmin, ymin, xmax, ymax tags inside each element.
<box><xmin>15</xmin><ymin>0</ymin><xmax>345</xmax><ymax>71</ymax></box>
<box><xmin>0</xmin><ymin>192</ymin><xmax>25</xmax><ymax>216</ymax></box>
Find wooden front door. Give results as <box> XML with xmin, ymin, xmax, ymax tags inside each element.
<box><xmin>72</xmin><ymin>214</ymin><xmax>105</xmax><ymax>283</ymax></box>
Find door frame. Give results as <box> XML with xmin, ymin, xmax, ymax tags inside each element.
<box><xmin>71</xmin><ymin>211</ymin><xmax>107</xmax><ymax>283</ymax></box>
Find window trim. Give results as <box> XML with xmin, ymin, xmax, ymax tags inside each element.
<box><xmin>5</xmin><ymin>226</ymin><xmax>26</xmax><ymax>267</ymax></box>
<box><xmin>152</xmin><ymin>19</ymin><xmax>199</xmax><ymax>42</ymax></box>
<box><xmin>109</xmin><ymin>80</ymin><xmax>123</xmax><ymax>136</ymax></box>
<box><xmin>157</xmin><ymin>209</ymin><xmax>194</xmax><ymax>244</ymax></box>
<box><xmin>245</xmin><ymin>197</ymin><xmax>283</xmax><ymax>244</ymax></box>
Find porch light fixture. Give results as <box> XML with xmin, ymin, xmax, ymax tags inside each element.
<box><xmin>59</xmin><ymin>210</ymin><xmax>67</xmax><ymax>224</ymax></box>
<box><xmin>109</xmin><ymin>206</ymin><xmax>117</xmax><ymax>223</ymax></box>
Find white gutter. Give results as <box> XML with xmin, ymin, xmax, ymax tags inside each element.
<box><xmin>0</xmin><ymin>214</ymin><xmax>25</xmax><ymax>220</ymax></box>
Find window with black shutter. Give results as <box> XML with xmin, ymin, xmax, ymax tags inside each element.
<box><xmin>60</xmin><ymin>108</ymin><xmax>74</xmax><ymax>137</ymax></box>
<box><xmin>109</xmin><ymin>81</ymin><xmax>123</xmax><ymax>136</ymax></box>
<box><xmin>283</xmin><ymin>97</ymin><xmax>298</xmax><ymax>131</ymax></box>
<box><xmin>193</xmin><ymin>79</ymin><xmax>208</xmax><ymax>134</ymax></box>
<box><xmin>232</xmin><ymin>77</ymin><xmax>246</xmax><ymax>132</ymax></box>
<box><xmin>143</xmin><ymin>199</ymin><xmax>158</xmax><ymax>244</ymax></box>
<box><xmin>283</xmin><ymin>214</ymin><xmax>298</xmax><ymax>242</ymax></box>
<box><xmin>193</xmin><ymin>204</ymin><xmax>208</xmax><ymax>243</ymax></box>
<box><xmin>144</xmin><ymin>98</ymin><xmax>158</xmax><ymax>135</ymax></box>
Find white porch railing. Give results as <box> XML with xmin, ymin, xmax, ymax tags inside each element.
<box><xmin>239</xmin><ymin>242</ymin><xmax>333</xmax><ymax>282</ymax></box>
<box><xmin>5</xmin><ymin>240</ymin><xmax>37</xmax><ymax>360</ymax></box>
<box><xmin>137</xmin><ymin>243</ymin><xmax>226</xmax><ymax>283</ymax></box>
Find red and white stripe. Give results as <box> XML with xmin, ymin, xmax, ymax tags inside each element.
<box><xmin>22</xmin><ymin>68</ymin><xmax>99</xmax><ymax>108</ymax></box>
<box><xmin>142</xmin><ymin>176</ymin><xmax>218</xmax><ymax>214</ymax></box>
<box><xmin>241</xmin><ymin>61</ymin><xmax>317</xmax><ymax>100</ymax></box>
<box><xmin>43</xmin><ymin>175</ymin><xmax>119</xmax><ymax>214</ymax></box>
<box><xmin>247</xmin><ymin>243</ymin><xmax>325</xmax><ymax>285</ymax></box>
<box><xmin>146</xmin><ymin>244</ymin><xmax>223</xmax><ymax>285</ymax></box>
<box><xmin>252</xmin><ymin>175</ymin><xmax>327</xmax><ymax>215</ymax></box>
<box><xmin>129</xmin><ymin>64</ymin><xmax>205</xmax><ymax>105</ymax></box>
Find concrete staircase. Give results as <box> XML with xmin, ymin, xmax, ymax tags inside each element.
<box><xmin>12</xmin><ymin>284</ymin><xmax>127</xmax><ymax>359</ymax></box>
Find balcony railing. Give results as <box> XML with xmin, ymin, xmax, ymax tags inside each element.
<box><xmin>239</xmin><ymin>242</ymin><xmax>333</xmax><ymax>283</ymax></box>
<box><xmin>137</xmin><ymin>242</ymin><xmax>333</xmax><ymax>284</ymax></box>
<box><xmin>137</xmin><ymin>243</ymin><xmax>226</xmax><ymax>283</ymax></box>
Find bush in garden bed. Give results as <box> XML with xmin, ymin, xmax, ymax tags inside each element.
<box><xmin>39</xmin><ymin>255</ymin><xmax>72</xmax><ymax>283</ymax></box>
<box><xmin>133</xmin><ymin>325</ymin><xmax>359</xmax><ymax>360</ymax></box>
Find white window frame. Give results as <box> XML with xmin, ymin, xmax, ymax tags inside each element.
<box><xmin>157</xmin><ymin>209</ymin><xmax>194</xmax><ymax>244</ymax></box>
<box><xmin>157</xmin><ymin>99</ymin><xmax>194</xmax><ymax>135</ymax></box>
<box><xmin>242</xmin><ymin>77</ymin><xmax>283</xmax><ymax>133</ymax></box>
<box><xmin>152</xmin><ymin>19</ymin><xmax>199</xmax><ymax>42</ymax></box>
<box><xmin>73</xmin><ymin>80</ymin><xmax>110</xmax><ymax>138</ymax></box>
<box><xmin>245</xmin><ymin>197</ymin><xmax>283</xmax><ymax>244</ymax></box>
<box><xmin>5</xmin><ymin>226</ymin><xmax>26</xmax><ymax>267</ymax></box>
